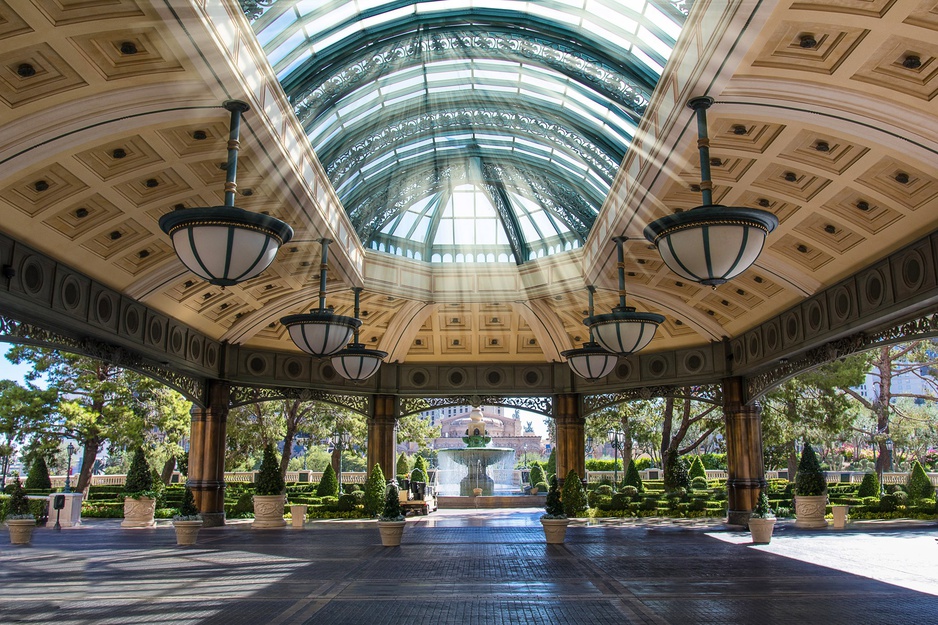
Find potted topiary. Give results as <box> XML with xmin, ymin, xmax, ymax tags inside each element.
<box><xmin>363</xmin><ymin>463</ymin><xmax>387</xmax><ymax>518</ymax></box>
<box><xmin>122</xmin><ymin>447</ymin><xmax>157</xmax><ymax>528</ymax></box>
<box><xmin>5</xmin><ymin>475</ymin><xmax>36</xmax><ymax>545</ymax></box>
<box><xmin>561</xmin><ymin>469</ymin><xmax>589</xmax><ymax>517</ymax></box>
<box><xmin>377</xmin><ymin>480</ymin><xmax>406</xmax><ymax>546</ymax></box>
<box><xmin>748</xmin><ymin>491</ymin><xmax>776</xmax><ymax>544</ymax></box>
<box><xmin>253</xmin><ymin>444</ymin><xmax>286</xmax><ymax>528</ymax></box>
<box><xmin>794</xmin><ymin>442</ymin><xmax>828</xmax><ymax>528</ymax></box>
<box><xmin>540</xmin><ymin>475</ymin><xmax>568</xmax><ymax>543</ymax></box>
<box><xmin>172</xmin><ymin>486</ymin><xmax>202</xmax><ymax>545</ymax></box>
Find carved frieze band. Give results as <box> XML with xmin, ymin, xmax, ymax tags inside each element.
<box><xmin>398</xmin><ymin>395</ymin><xmax>552</xmax><ymax>417</ymax></box>
<box><xmin>746</xmin><ymin>311</ymin><xmax>938</xmax><ymax>401</ymax></box>
<box><xmin>228</xmin><ymin>384</ymin><xmax>370</xmax><ymax>416</ymax></box>
<box><xmin>0</xmin><ymin>314</ymin><xmax>206</xmax><ymax>405</ymax></box>
<box><xmin>582</xmin><ymin>383</ymin><xmax>724</xmax><ymax>416</ymax></box>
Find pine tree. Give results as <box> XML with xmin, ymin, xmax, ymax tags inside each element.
<box><xmin>364</xmin><ymin>463</ymin><xmax>387</xmax><ymax>517</ymax></box>
<box><xmin>623</xmin><ymin>459</ymin><xmax>645</xmax><ymax>493</ymax></box>
<box><xmin>254</xmin><ymin>444</ymin><xmax>286</xmax><ymax>496</ymax></box>
<box><xmin>25</xmin><ymin>456</ymin><xmax>52</xmax><ymax>490</ymax></box>
<box><xmin>688</xmin><ymin>456</ymin><xmax>707</xmax><ymax>481</ymax></box>
<box><xmin>561</xmin><ymin>469</ymin><xmax>589</xmax><ymax>516</ymax></box>
<box><xmin>124</xmin><ymin>447</ymin><xmax>154</xmax><ymax>497</ymax></box>
<box><xmin>411</xmin><ymin>455</ymin><xmax>428</xmax><ymax>482</ymax></box>
<box><xmin>177</xmin><ymin>486</ymin><xmax>199</xmax><ymax>517</ymax></box>
<box><xmin>396</xmin><ymin>453</ymin><xmax>410</xmax><ymax>477</ymax></box>
<box><xmin>857</xmin><ymin>472</ymin><xmax>880</xmax><ymax>498</ymax></box>
<box><xmin>8</xmin><ymin>475</ymin><xmax>32</xmax><ymax>517</ymax></box>
<box><xmin>317</xmin><ymin>463</ymin><xmax>339</xmax><ymax>498</ymax></box>
<box><xmin>907</xmin><ymin>461</ymin><xmax>935</xmax><ymax>502</ymax></box>
<box><xmin>544</xmin><ymin>475</ymin><xmax>564</xmax><ymax>517</ymax></box>
<box><xmin>794</xmin><ymin>443</ymin><xmax>827</xmax><ymax>496</ymax></box>
<box><xmin>546</xmin><ymin>448</ymin><xmax>557</xmax><ymax>480</ymax></box>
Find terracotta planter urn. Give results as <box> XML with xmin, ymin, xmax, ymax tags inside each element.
<box><xmin>794</xmin><ymin>495</ymin><xmax>828</xmax><ymax>529</ymax></box>
<box><xmin>252</xmin><ymin>494</ymin><xmax>286</xmax><ymax>528</ymax></box>
<box><xmin>173</xmin><ymin>519</ymin><xmax>203</xmax><ymax>545</ymax></box>
<box><xmin>540</xmin><ymin>518</ymin><xmax>570</xmax><ymax>544</ymax></box>
<box><xmin>121</xmin><ymin>497</ymin><xmax>156</xmax><ymax>528</ymax></box>
<box><xmin>377</xmin><ymin>520</ymin><xmax>406</xmax><ymax>546</ymax></box>
<box><xmin>290</xmin><ymin>504</ymin><xmax>308</xmax><ymax>528</ymax></box>
<box><xmin>748</xmin><ymin>517</ymin><xmax>776</xmax><ymax>544</ymax></box>
<box><xmin>6</xmin><ymin>518</ymin><xmax>36</xmax><ymax>545</ymax></box>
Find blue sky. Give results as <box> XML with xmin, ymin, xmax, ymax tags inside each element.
<box><xmin>0</xmin><ymin>348</ymin><xmax>32</xmax><ymax>384</ymax></box>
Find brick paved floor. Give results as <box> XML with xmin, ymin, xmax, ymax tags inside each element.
<box><xmin>1</xmin><ymin>510</ymin><xmax>936</xmax><ymax>624</ymax></box>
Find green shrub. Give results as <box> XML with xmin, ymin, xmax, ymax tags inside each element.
<box><xmin>380</xmin><ymin>482</ymin><xmax>404</xmax><ymax>521</ymax></box>
<box><xmin>690</xmin><ymin>476</ymin><xmax>708</xmax><ymax>491</ymax></box>
<box><xmin>794</xmin><ymin>443</ymin><xmax>826</xmax><ymax>496</ymax></box>
<box><xmin>533</xmin><ymin>481</ymin><xmax>549</xmax><ymax>493</ymax></box>
<box><xmin>610</xmin><ymin>493</ymin><xmax>631</xmax><ymax>509</ymax></box>
<box><xmin>664</xmin><ymin>454</ymin><xmax>690</xmax><ymax>493</ymax></box>
<box><xmin>641</xmin><ymin>496</ymin><xmax>658</xmax><ymax>511</ymax></box>
<box><xmin>529</xmin><ymin>463</ymin><xmax>546</xmax><ymax>487</ymax></box>
<box><xmin>176</xmin><ymin>487</ymin><xmax>199</xmax><ymax>518</ymax></box>
<box><xmin>396</xmin><ymin>453</ymin><xmax>410</xmax><ymax>477</ymax></box>
<box><xmin>857</xmin><ymin>472</ymin><xmax>880</xmax><ymax>498</ymax></box>
<box><xmin>124</xmin><ymin>447</ymin><xmax>154</xmax><ymax>498</ymax></box>
<box><xmin>363</xmin><ymin>464</ymin><xmax>387</xmax><ymax>517</ymax></box>
<box><xmin>255</xmin><ymin>444</ymin><xmax>285</xmax><ymax>496</ymax></box>
<box><xmin>623</xmin><ymin>460</ymin><xmax>644</xmax><ymax>493</ymax></box>
<box><xmin>688</xmin><ymin>456</ymin><xmax>707</xmax><ymax>481</ymax></box>
<box><xmin>879</xmin><ymin>493</ymin><xmax>898</xmax><ymax>512</ymax></box>
<box><xmin>233</xmin><ymin>492</ymin><xmax>254</xmax><ymax>515</ymax></box>
<box><xmin>689</xmin><ymin>499</ymin><xmax>707</xmax><ymax>512</ymax></box>
<box><xmin>411</xmin><ymin>456</ymin><xmax>428</xmax><ymax>483</ymax></box>
<box><xmin>906</xmin><ymin>461</ymin><xmax>935</xmax><ymax>502</ymax></box>
<box><xmin>561</xmin><ymin>470</ymin><xmax>589</xmax><ymax>517</ymax></box>
<box><xmin>25</xmin><ymin>456</ymin><xmax>52</xmax><ymax>491</ymax></box>
<box><xmin>595</xmin><ymin>484</ymin><xmax>613</xmax><ymax>497</ymax></box>
<box><xmin>7</xmin><ymin>475</ymin><xmax>32</xmax><ymax>518</ymax></box>
<box><xmin>893</xmin><ymin>490</ymin><xmax>908</xmax><ymax>505</ymax></box>
<box><xmin>620</xmin><ymin>485</ymin><xmax>638</xmax><ymax>498</ymax></box>
<box><xmin>544</xmin><ymin>475</ymin><xmax>564</xmax><ymax>517</ymax></box>
<box><xmin>337</xmin><ymin>493</ymin><xmax>360</xmax><ymax>511</ymax></box>
<box><xmin>316</xmin><ymin>464</ymin><xmax>339</xmax><ymax>498</ymax></box>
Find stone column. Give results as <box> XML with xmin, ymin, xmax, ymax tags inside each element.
<box><xmin>553</xmin><ymin>394</ymin><xmax>585</xmax><ymax>483</ymax></box>
<box><xmin>188</xmin><ymin>380</ymin><xmax>229</xmax><ymax>527</ymax></box>
<box><xmin>367</xmin><ymin>394</ymin><xmax>397</xmax><ymax>478</ymax></box>
<box><xmin>723</xmin><ymin>376</ymin><xmax>766</xmax><ymax>527</ymax></box>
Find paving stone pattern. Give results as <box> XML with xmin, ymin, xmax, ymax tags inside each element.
<box><xmin>0</xmin><ymin>512</ymin><xmax>936</xmax><ymax>625</ymax></box>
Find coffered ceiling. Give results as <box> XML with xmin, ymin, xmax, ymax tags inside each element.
<box><xmin>0</xmin><ymin>0</ymin><xmax>935</xmax><ymax>370</ymax></box>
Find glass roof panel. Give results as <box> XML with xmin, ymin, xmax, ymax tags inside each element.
<box><xmin>248</xmin><ymin>0</ymin><xmax>688</xmax><ymax>263</ymax></box>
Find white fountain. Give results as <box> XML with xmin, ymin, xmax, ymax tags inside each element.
<box><xmin>436</xmin><ymin>406</ymin><xmax>516</xmax><ymax>496</ymax></box>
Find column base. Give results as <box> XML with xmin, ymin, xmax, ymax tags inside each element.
<box><xmin>726</xmin><ymin>510</ymin><xmax>751</xmax><ymax>528</ymax></box>
<box><xmin>200</xmin><ymin>512</ymin><xmax>226</xmax><ymax>527</ymax></box>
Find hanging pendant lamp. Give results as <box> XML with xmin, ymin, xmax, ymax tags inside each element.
<box><xmin>584</xmin><ymin>236</ymin><xmax>664</xmax><ymax>355</ymax></box>
<box><xmin>643</xmin><ymin>97</ymin><xmax>778</xmax><ymax>286</ymax></box>
<box><xmin>280</xmin><ymin>239</ymin><xmax>360</xmax><ymax>357</ymax></box>
<box><xmin>561</xmin><ymin>285</ymin><xmax>617</xmax><ymax>381</ymax></box>
<box><xmin>159</xmin><ymin>101</ymin><xmax>293</xmax><ymax>287</ymax></box>
<box><xmin>331</xmin><ymin>287</ymin><xmax>388</xmax><ymax>380</ymax></box>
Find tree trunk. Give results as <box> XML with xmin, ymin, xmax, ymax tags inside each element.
<box><xmin>331</xmin><ymin>445</ymin><xmax>341</xmax><ymax>476</ymax></box>
<box><xmin>787</xmin><ymin>442</ymin><xmax>798</xmax><ymax>481</ymax></box>
<box><xmin>280</xmin><ymin>426</ymin><xmax>296</xmax><ymax>479</ymax></box>
<box><xmin>75</xmin><ymin>438</ymin><xmax>100</xmax><ymax>492</ymax></box>
<box><xmin>160</xmin><ymin>456</ymin><xmax>176</xmax><ymax>485</ymax></box>
<box><xmin>621</xmin><ymin>413</ymin><xmax>633</xmax><ymax>464</ymax></box>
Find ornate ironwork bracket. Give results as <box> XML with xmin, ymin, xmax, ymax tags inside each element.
<box><xmin>582</xmin><ymin>383</ymin><xmax>723</xmax><ymax>417</ymax></box>
<box><xmin>399</xmin><ymin>395</ymin><xmax>552</xmax><ymax>417</ymax></box>
<box><xmin>746</xmin><ymin>310</ymin><xmax>938</xmax><ymax>401</ymax></box>
<box><xmin>0</xmin><ymin>314</ymin><xmax>206</xmax><ymax>406</ymax></box>
<box><xmin>229</xmin><ymin>384</ymin><xmax>370</xmax><ymax>416</ymax></box>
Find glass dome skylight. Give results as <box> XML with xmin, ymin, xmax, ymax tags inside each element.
<box><xmin>246</xmin><ymin>0</ymin><xmax>688</xmax><ymax>264</ymax></box>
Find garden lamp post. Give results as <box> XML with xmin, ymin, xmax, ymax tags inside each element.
<box><xmin>885</xmin><ymin>438</ymin><xmax>894</xmax><ymax>473</ymax></box>
<box><xmin>608</xmin><ymin>429</ymin><xmax>624</xmax><ymax>488</ymax></box>
<box><xmin>332</xmin><ymin>430</ymin><xmax>352</xmax><ymax>489</ymax></box>
<box><xmin>585</xmin><ymin>436</ymin><xmax>594</xmax><ymax>459</ymax></box>
<box><xmin>64</xmin><ymin>442</ymin><xmax>75</xmax><ymax>494</ymax></box>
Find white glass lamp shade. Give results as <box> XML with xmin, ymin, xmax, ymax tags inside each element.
<box><xmin>644</xmin><ymin>206</ymin><xmax>778</xmax><ymax>286</ymax></box>
<box><xmin>331</xmin><ymin>344</ymin><xmax>388</xmax><ymax>380</ymax></box>
<box><xmin>561</xmin><ymin>343</ymin><xmax>617</xmax><ymax>381</ymax></box>
<box><xmin>280</xmin><ymin>311</ymin><xmax>361</xmax><ymax>357</ymax></box>
<box><xmin>160</xmin><ymin>207</ymin><xmax>294</xmax><ymax>287</ymax></box>
<box><xmin>584</xmin><ymin>308</ymin><xmax>665</xmax><ymax>355</ymax></box>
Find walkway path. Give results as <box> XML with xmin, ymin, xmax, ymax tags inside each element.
<box><xmin>1</xmin><ymin>511</ymin><xmax>936</xmax><ymax>624</ymax></box>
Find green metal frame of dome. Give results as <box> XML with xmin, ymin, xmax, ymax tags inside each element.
<box><xmin>244</xmin><ymin>0</ymin><xmax>688</xmax><ymax>264</ymax></box>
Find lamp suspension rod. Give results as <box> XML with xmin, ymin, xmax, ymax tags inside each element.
<box><xmin>318</xmin><ymin>238</ymin><xmax>332</xmax><ymax>311</ymax></box>
<box><xmin>612</xmin><ymin>236</ymin><xmax>628</xmax><ymax>309</ymax></box>
<box><xmin>587</xmin><ymin>285</ymin><xmax>597</xmax><ymax>341</ymax></box>
<box><xmin>222</xmin><ymin>100</ymin><xmax>250</xmax><ymax>208</ymax></box>
<box><xmin>689</xmin><ymin>96</ymin><xmax>714</xmax><ymax>207</ymax></box>
<box><xmin>351</xmin><ymin>287</ymin><xmax>362</xmax><ymax>343</ymax></box>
